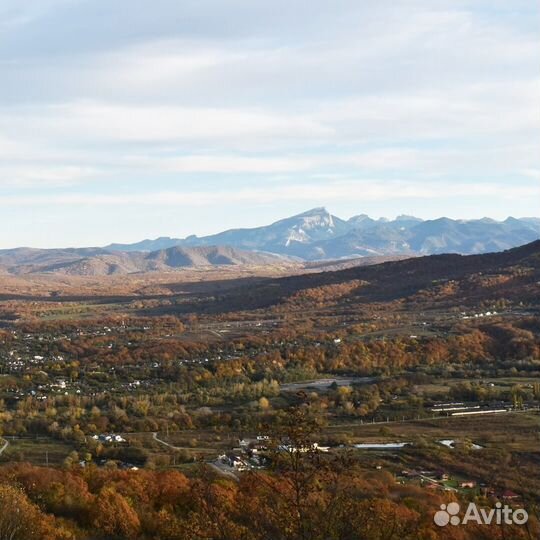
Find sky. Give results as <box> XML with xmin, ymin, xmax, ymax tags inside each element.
<box><xmin>1</xmin><ymin>0</ymin><xmax>539</xmax><ymax>248</ymax></box>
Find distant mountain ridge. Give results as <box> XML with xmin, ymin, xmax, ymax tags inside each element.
<box><xmin>0</xmin><ymin>246</ymin><xmax>291</xmax><ymax>276</ymax></box>
<box><xmin>2</xmin><ymin>209</ymin><xmax>539</xmax><ymax>275</ymax></box>
<box><xmin>106</xmin><ymin>208</ymin><xmax>540</xmax><ymax>260</ymax></box>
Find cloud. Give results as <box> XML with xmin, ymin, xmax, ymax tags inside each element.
<box><xmin>0</xmin><ymin>164</ymin><xmax>96</xmax><ymax>187</ymax></box>
<box><xmin>520</xmin><ymin>168</ymin><xmax>540</xmax><ymax>180</ymax></box>
<box><xmin>0</xmin><ymin>179</ymin><xmax>536</xmax><ymax>207</ymax></box>
<box><xmin>126</xmin><ymin>150</ymin><xmax>424</xmax><ymax>175</ymax></box>
<box><xmin>1</xmin><ymin>74</ymin><xmax>537</xmax><ymax>152</ymax></box>
<box><xmin>0</xmin><ymin>101</ymin><xmax>332</xmax><ymax>145</ymax></box>
<box><xmin>0</xmin><ymin>0</ymin><xmax>75</xmax><ymax>29</ymax></box>
<box><xmin>156</xmin><ymin>155</ymin><xmax>318</xmax><ymax>174</ymax></box>
<box><xmin>94</xmin><ymin>142</ymin><xmax>540</xmax><ymax>179</ymax></box>
<box><xmin>0</xmin><ymin>0</ymin><xmax>538</xmax><ymax>246</ymax></box>
<box><xmin>315</xmin><ymin>79</ymin><xmax>540</xmax><ymax>142</ymax></box>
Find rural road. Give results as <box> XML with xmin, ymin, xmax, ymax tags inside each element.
<box><xmin>152</xmin><ymin>432</ymin><xmax>181</xmax><ymax>450</ymax></box>
<box><xmin>280</xmin><ymin>376</ymin><xmax>376</xmax><ymax>392</ymax></box>
<box><xmin>151</xmin><ymin>432</ymin><xmax>216</xmax><ymax>452</ymax></box>
<box><xmin>0</xmin><ymin>438</ymin><xmax>9</xmax><ymax>456</ymax></box>
<box><xmin>152</xmin><ymin>432</ymin><xmax>239</xmax><ymax>480</ymax></box>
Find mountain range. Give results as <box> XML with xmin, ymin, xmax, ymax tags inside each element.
<box><xmin>2</xmin><ymin>208</ymin><xmax>539</xmax><ymax>276</ymax></box>
<box><xmin>107</xmin><ymin>208</ymin><xmax>540</xmax><ymax>260</ymax></box>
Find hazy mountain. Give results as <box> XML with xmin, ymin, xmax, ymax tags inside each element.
<box><xmin>106</xmin><ymin>208</ymin><xmax>349</xmax><ymax>254</ymax></box>
<box><xmin>346</xmin><ymin>214</ymin><xmax>380</xmax><ymax>229</ymax></box>
<box><xmin>144</xmin><ymin>246</ymin><xmax>290</xmax><ymax>269</ymax></box>
<box><xmin>303</xmin><ymin>225</ymin><xmax>414</xmax><ymax>259</ymax></box>
<box><xmin>0</xmin><ymin>246</ymin><xmax>292</xmax><ymax>276</ymax></box>
<box><xmin>0</xmin><ymin>247</ymin><xmax>111</xmax><ymax>267</ymax></box>
<box><xmin>407</xmin><ymin>218</ymin><xmax>540</xmax><ymax>254</ymax></box>
<box><xmin>181</xmin><ymin>207</ymin><xmax>351</xmax><ymax>252</ymax></box>
<box><xmin>4</xmin><ymin>209</ymin><xmax>539</xmax><ymax>273</ymax></box>
<box><xmin>105</xmin><ymin>208</ymin><xmax>539</xmax><ymax>260</ymax></box>
<box><xmin>512</xmin><ymin>217</ymin><xmax>540</xmax><ymax>233</ymax></box>
<box><xmin>0</xmin><ymin>247</ymin><xmax>119</xmax><ymax>275</ymax></box>
<box><xmin>107</xmin><ymin>237</ymin><xmax>184</xmax><ymax>252</ymax></box>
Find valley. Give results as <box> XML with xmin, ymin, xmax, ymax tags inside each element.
<box><xmin>0</xmin><ymin>241</ymin><xmax>539</xmax><ymax>538</ymax></box>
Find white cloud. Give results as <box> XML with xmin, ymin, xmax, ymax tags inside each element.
<box><xmin>0</xmin><ymin>0</ymin><xmax>538</xmax><ymax>246</ymax></box>
<box><xmin>520</xmin><ymin>168</ymin><xmax>540</xmax><ymax>180</ymax></box>
<box><xmin>0</xmin><ymin>101</ymin><xmax>332</xmax><ymax>145</ymax></box>
<box><xmin>0</xmin><ymin>164</ymin><xmax>96</xmax><ymax>187</ymax></box>
<box><xmin>0</xmin><ymin>0</ymin><xmax>76</xmax><ymax>28</ymax></box>
<box><xmin>155</xmin><ymin>155</ymin><xmax>317</xmax><ymax>174</ymax></box>
<box><xmin>314</xmin><ymin>79</ymin><xmax>540</xmax><ymax>142</ymax></box>
<box><xmin>0</xmin><ymin>179</ymin><xmax>536</xmax><ymax>207</ymax></box>
<box><xmin>1</xmin><ymin>74</ymin><xmax>537</xmax><ymax>152</ymax></box>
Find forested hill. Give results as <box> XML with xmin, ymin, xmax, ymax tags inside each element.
<box><xmin>181</xmin><ymin>239</ymin><xmax>540</xmax><ymax>314</ymax></box>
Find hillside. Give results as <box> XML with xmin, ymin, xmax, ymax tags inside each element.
<box><xmin>0</xmin><ymin>246</ymin><xmax>293</xmax><ymax>276</ymax></box>
<box><xmin>169</xmin><ymin>239</ymin><xmax>540</xmax><ymax>314</ymax></box>
<box><xmin>143</xmin><ymin>246</ymin><xmax>291</xmax><ymax>269</ymax></box>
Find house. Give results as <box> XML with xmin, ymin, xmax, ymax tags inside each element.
<box><xmin>219</xmin><ymin>453</ymin><xmax>249</xmax><ymax>471</ymax></box>
<box><xmin>459</xmin><ymin>481</ymin><xmax>476</xmax><ymax>489</ymax></box>
<box><xmin>225</xmin><ymin>453</ymin><xmax>250</xmax><ymax>471</ymax></box>
<box><xmin>94</xmin><ymin>433</ymin><xmax>126</xmax><ymax>444</ymax></box>
<box><xmin>279</xmin><ymin>442</ymin><xmax>322</xmax><ymax>453</ymax></box>
<box><xmin>501</xmin><ymin>490</ymin><xmax>520</xmax><ymax>500</ymax></box>
<box><xmin>248</xmin><ymin>454</ymin><xmax>268</xmax><ymax>468</ymax></box>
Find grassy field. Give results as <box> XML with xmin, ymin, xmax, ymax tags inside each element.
<box><xmin>0</xmin><ymin>437</ymin><xmax>75</xmax><ymax>466</ymax></box>
<box><xmin>326</xmin><ymin>411</ymin><xmax>540</xmax><ymax>447</ymax></box>
<box><xmin>327</xmin><ymin>411</ymin><xmax>540</xmax><ymax>498</ymax></box>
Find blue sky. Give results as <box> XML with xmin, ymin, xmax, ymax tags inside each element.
<box><xmin>1</xmin><ymin>0</ymin><xmax>539</xmax><ymax>248</ymax></box>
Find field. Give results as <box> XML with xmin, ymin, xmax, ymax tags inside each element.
<box><xmin>0</xmin><ymin>437</ymin><xmax>75</xmax><ymax>467</ymax></box>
